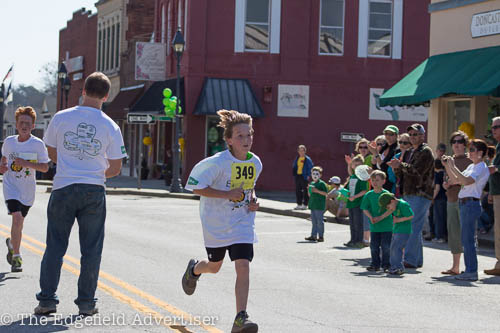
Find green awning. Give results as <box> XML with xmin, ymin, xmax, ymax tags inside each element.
<box><xmin>379</xmin><ymin>45</ymin><xmax>500</xmax><ymax>107</ymax></box>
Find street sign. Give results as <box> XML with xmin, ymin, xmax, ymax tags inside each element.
<box><xmin>155</xmin><ymin>116</ymin><xmax>173</xmax><ymax>122</ymax></box>
<box><xmin>127</xmin><ymin>113</ymin><xmax>155</xmax><ymax>124</ymax></box>
<box><xmin>340</xmin><ymin>132</ymin><xmax>364</xmax><ymax>143</ymax></box>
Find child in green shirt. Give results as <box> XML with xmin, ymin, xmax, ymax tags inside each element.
<box><xmin>360</xmin><ymin>170</ymin><xmax>393</xmax><ymax>271</ymax></box>
<box><xmin>378</xmin><ymin>192</ymin><xmax>414</xmax><ymax>275</ymax></box>
<box><xmin>305</xmin><ymin>166</ymin><xmax>328</xmax><ymax>242</ymax></box>
<box><xmin>345</xmin><ymin>155</ymin><xmax>369</xmax><ymax>248</ymax></box>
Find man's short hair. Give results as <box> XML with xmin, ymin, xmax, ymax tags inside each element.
<box><xmin>15</xmin><ymin>106</ymin><xmax>37</xmax><ymax>123</ymax></box>
<box><xmin>370</xmin><ymin>170</ymin><xmax>386</xmax><ymax>180</ymax></box>
<box><xmin>84</xmin><ymin>72</ymin><xmax>111</xmax><ymax>99</ymax></box>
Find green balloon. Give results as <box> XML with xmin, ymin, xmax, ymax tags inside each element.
<box><xmin>162</xmin><ymin>98</ymin><xmax>170</xmax><ymax>106</ymax></box>
<box><xmin>166</xmin><ymin>108</ymin><xmax>175</xmax><ymax>117</ymax></box>
<box><xmin>164</xmin><ymin>106</ymin><xmax>170</xmax><ymax>114</ymax></box>
<box><xmin>169</xmin><ymin>100</ymin><xmax>177</xmax><ymax>110</ymax></box>
<box><xmin>177</xmin><ymin>106</ymin><xmax>182</xmax><ymax>114</ymax></box>
<box><xmin>163</xmin><ymin>88</ymin><xmax>172</xmax><ymax>98</ymax></box>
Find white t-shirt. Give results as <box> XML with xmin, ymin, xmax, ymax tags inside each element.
<box><xmin>1</xmin><ymin>135</ymin><xmax>49</xmax><ymax>206</ymax></box>
<box><xmin>43</xmin><ymin>106</ymin><xmax>127</xmax><ymax>190</ymax></box>
<box><xmin>458</xmin><ymin>161</ymin><xmax>489</xmax><ymax>199</ymax></box>
<box><xmin>185</xmin><ymin>150</ymin><xmax>263</xmax><ymax>248</ymax></box>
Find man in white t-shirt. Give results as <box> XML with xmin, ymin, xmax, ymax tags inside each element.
<box><xmin>35</xmin><ymin>72</ymin><xmax>127</xmax><ymax>317</ymax></box>
<box><xmin>1</xmin><ymin>106</ymin><xmax>49</xmax><ymax>273</ymax></box>
<box><xmin>182</xmin><ymin>110</ymin><xmax>262</xmax><ymax>333</ymax></box>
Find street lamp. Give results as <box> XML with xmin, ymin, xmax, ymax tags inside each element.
<box><xmin>63</xmin><ymin>76</ymin><xmax>71</xmax><ymax>109</ymax></box>
<box><xmin>57</xmin><ymin>62</ymin><xmax>67</xmax><ymax>110</ymax></box>
<box><xmin>170</xmin><ymin>27</ymin><xmax>185</xmax><ymax>193</ymax></box>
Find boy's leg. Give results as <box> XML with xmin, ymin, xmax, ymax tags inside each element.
<box><xmin>369</xmin><ymin>233</ymin><xmax>381</xmax><ymax>269</ymax></box>
<box><xmin>194</xmin><ymin>259</ymin><xmax>223</xmax><ymax>275</ymax></box>
<box><xmin>182</xmin><ymin>247</ymin><xmax>225</xmax><ymax>296</ymax></box>
<box><xmin>381</xmin><ymin>232</ymin><xmax>392</xmax><ymax>269</ymax></box>
<box><xmin>347</xmin><ymin>208</ymin><xmax>355</xmax><ymax>244</ymax></box>
<box><xmin>295</xmin><ymin>176</ymin><xmax>303</xmax><ymax>206</ymax></box>
<box><xmin>318</xmin><ymin>211</ymin><xmax>325</xmax><ymax>239</ymax></box>
<box><xmin>234</xmin><ymin>259</ymin><xmax>250</xmax><ymax>313</ymax></box>
<box><xmin>10</xmin><ymin>212</ymin><xmax>25</xmax><ymax>255</ymax></box>
<box><xmin>310</xmin><ymin>210</ymin><xmax>318</xmax><ymax>238</ymax></box>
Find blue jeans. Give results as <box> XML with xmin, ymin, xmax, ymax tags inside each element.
<box><xmin>37</xmin><ymin>184</ymin><xmax>106</xmax><ymax>310</ymax></box>
<box><xmin>348</xmin><ymin>207</ymin><xmax>363</xmax><ymax>243</ymax></box>
<box><xmin>459</xmin><ymin>200</ymin><xmax>481</xmax><ymax>273</ymax></box>
<box><xmin>310</xmin><ymin>210</ymin><xmax>324</xmax><ymax>238</ymax></box>
<box><xmin>370</xmin><ymin>232</ymin><xmax>392</xmax><ymax>268</ymax></box>
<box><xmin>433</xmin><ymin>199</ymin><xmax>447</xmax><ymax>239</ymax></box>
<box><xmin>390</xmin><ymin>233</ymin><xmax>410</xmax><ymax>270</ymax></box>
<box><xmin>403</xmin><ymin>195</ymin><xmax>431</xmax><ymax>267</ymax></box>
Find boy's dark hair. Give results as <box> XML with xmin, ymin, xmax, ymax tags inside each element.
<box><xmin>84</xmin><ymin>72</ymin><xmax>111</xmax><ymax>99</ymax></box>
<box><xmin>434</xmin><ymin>159</ymin><xmax>444</xmax><ymax>170</ymax></box>
<box><xmin>217</xmin><ymin>109</ymin><xmax>253</xmax><ymax>141</ymax></box>
<box><xmin>370</xmin><ymin>170</ymin><xmax>386</xmax><ymax>180</ymax></box>
<box><xmin>15</xmin><ymin>106</ymin><xmax>36</xmax><ymax>123</ymax></box>
<box><xmin>311</xmin><ymin>166</ymin><xmax>323</xmax><ymax>174</ymax></box>
<box><xmin>470</xmin><ymin>139</ymin><xmax>488</xmax><ymax>157</ymax></box>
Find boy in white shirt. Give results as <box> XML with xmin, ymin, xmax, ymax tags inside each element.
<box><xmin>183</xmin><ymin>109</ymin><xmax>262</xmax><ymax>333</ymax></box>
<box><xmin>1</xmin><ymin>106</ymin><xmax>49</xmax><ymax>272</ymax></box>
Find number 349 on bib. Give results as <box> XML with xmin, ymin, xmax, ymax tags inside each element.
<box><xmin>230</xmin><ymin>163</ymin><xmax>256</xmax><ymax>190</ymax></box>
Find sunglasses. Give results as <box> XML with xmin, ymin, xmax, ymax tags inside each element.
<box><xmin>384</xmin><ymin>132</ymin><xmax>396</xmax><ymax>136</ymax></box>
<box><xmin>399</xmin><ymin>141</ymin><xmax>410</xmax><ymax>145</ymax></box>
<box><xmin>493</xmin><ymin>125</ymin><xmax>500</xmax><ymax>130</ymax></box>
<box><xmin>409</xmin><ymin>133</ymin><xmax>421</xmax><ymax>137</ymax></box>
<box><xmin>376</xmin><ymin>143</ymin><xmax>385</xmax><ymax>146</ymax></box>
<box><xmin>469</xmin><ymin>147</ymin><xmax>477</xmax><ymax>152</ymax></box>
<box><xmin>359</xmin><ymin>146</ymin><xmax>368</xmax><ymax>149</ymax></box>
<box><xmin>451</xmin><ymin>139</ymin><xmax>465</xmax><ymax>144</ymax></box>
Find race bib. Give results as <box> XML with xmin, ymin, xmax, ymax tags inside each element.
<box><xmin>19</xmin><ymin>152</ymin><xmax>38</xmax><ymax>163</ymax></box>
<box><xmin>230</xmin><ymin>162</ymin><xmax>256</xmax><ymax>190</ymax></box>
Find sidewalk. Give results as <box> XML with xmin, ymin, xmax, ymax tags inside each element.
<box><xmin>9</xmin><ymin>175</ymin><xmax>496</xmax><ymax>247</ymax></box>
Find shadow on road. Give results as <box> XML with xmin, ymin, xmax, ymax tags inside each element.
<box><xmin>428</xmin><ymin>275</ymin><xmax>479</xmax><ymax>287</ymax></box>
<box><xmin>479</xmin><ymin>276</ymin><xmax>500</xmax><ymax>285</ymax></box>
<box><xmin>331</xmin><ymin>246</ymin><xmax>365</xmax><ymax>251</ymax></box>
<box><xmin>2</xmin><ymin>314</ymin><xmax>84</xmax><ymax>332</ymax></box>
<box><xmin>0</xmin><ymin>272</ymin><xmax>20</xmax><ymax>287</ymax></box>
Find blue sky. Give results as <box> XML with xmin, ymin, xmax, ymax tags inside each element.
<box><xmin>0</xmin><ymin>1</ymin><xmax>97</xmax><ymax>88</ymax></box>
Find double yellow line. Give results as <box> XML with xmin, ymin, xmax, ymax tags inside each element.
<box><xmin>0</xmin><ymin>224</ymin><xmax>222</xmax><ymax>333</ymax></box>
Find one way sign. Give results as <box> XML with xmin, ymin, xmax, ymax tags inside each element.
<box><xmin>127</xmin><ymin>113</ymin><xmax>155</xmax><ymax>124</ymax></box>
<box><xmin>340</xmin><ymin>132</ymin><xmax>364</xmax><ymax>143</ymax></box>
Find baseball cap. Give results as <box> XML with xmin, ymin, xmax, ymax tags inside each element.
<box><xmin>378</xmin><ymin>192</ymin><xmax>396</xmax><ymax>210</ymax></box>
<box><xmin>407</xmin><ymin>123</ymin><xmax>425</xmax><ymax>134</ymax></box>
<box><xmin>383</xmin><ymin>125</ymin><xmax>399</xmax><ymax>134</ymax></box>
<box><xmin>437</xmin><ymin>143</ymin><xmax>447</xmax><ymax>151</ymax></box>
<box><xmin>329</xmin><ymin>176</ymin><xmax>341</xmax><ymax>184</ymax></box>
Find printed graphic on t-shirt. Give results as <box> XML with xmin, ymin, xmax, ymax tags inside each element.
<box><xmin>8</xmin><ymin>152</ymin><xmax>37</xmax><ymax>178</ymax></box>
<box><xmin>63</xmin><ymin>122</ymin><xmax>102</xmax><ymax>160</ymax></box>
<box><xmin>230</xmin><ymin>162</ymin><xmax>256</xmax><ymax>205</ymax></box>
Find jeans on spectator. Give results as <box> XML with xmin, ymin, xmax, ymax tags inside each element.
<box><xmin>295</xmin><ymin>175</ymin><xmax>309</xmax><ymax>206</ymax></box>
<box><xmin>363</xmin><ymin>214</ymin><xmax>371</xmax><ymax>232</ymax></box>
<box><xmin>390</xmin><ymin>233</ymin><xmax>410</xmax><ymax>271</ymax></box>
<box><xmin>428</xmin><ymin>203</ymin><xmax>435</xmax><ymax>236</ymax></box>
<box><xmin>433</xmin><ymin>198</ymin><xmax>448</xmax><ymax>239</ymax></box>
<box><xmin>370</xmin><ymin>232</ymin><xmax>392</xmax><ymax>268</ymax></box>
<box><xmin>349</xmin><ymin>207</ymin><xmax>363</xmax><ymax>243</ymax></box>
<box><xmin>459</xmin><ymin>200</ymin><xmax>480</xmax><ymax>274</ymax></box>
<box><xmin>403</xmin><ymin>195</ymin><xmax>431</xmax><ymax>267</ymax></box>
<box><xmin>310</xmin><ymin>210</ymin><xmax>324</xmax><ymax>238</ymax></box>
<box><xmin>37</xmin><ymin>184</ymin><xmax>106</xmax><ymax>311</ymax></box>
<box><xmin>478</xmin><ymin>195</ymin><xmax>494</xmax><ymax>231</ymax></box>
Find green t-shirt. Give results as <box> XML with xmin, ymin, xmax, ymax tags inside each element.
<box><xmin>346</xmin><ymin>175</ymin><xmax>369</xmax><ymax>208</ymax></box>
<box><xmin>360</xmin><ymin>189</ymin><xmax>393</xmax><ymax>232</ymax></box>
<box><xmin>393</xmin><ymin>199</ymin><xmax>413</xmax><ymax>234</ymax></box>
<box><xmin>364</xmin><ymin>154</ymin><xmax>373</xmax><ymax>167</ymax></box>
<box><xmin>489</xmin><ymin>143</ymin><xmax>500</xmax><ymax>195</ymax></box>
<box><xmin>308</xmin><ymin>180</ymin><xmax>328</xmax><ymax>210</ymax></box>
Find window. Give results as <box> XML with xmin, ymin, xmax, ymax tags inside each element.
<box><xmin>245</xmin><ymin>0</ymin><xmax>270</xmax><ymax>51</ymax></box>
<box><xmin>167</xmin><ymin>2</ymin><xmax>172</xmax><ymax>54</ymax></box>
<box><xmin>368</xmin><ymin>0</ymin><xmax>392</xmax><ymax>57</ymax></box>
<box><xmin>111</xmin><ymin>25</ymin><xmax>115</xmax><ymax>69</ymax></box>
<box><xmin>106</xmin><ymin>26</ymin><xmax>111</xmax><ymax>70</ymax></box>
<box><xmin>161</xmin><ymin>4</ymin><xmax>166</xmax><ymax>43</ymax></box>
<box><xmin>319</xmin><ymin>0</ymin><xmax>344</xmax><ymax>55</ymax></box>
<box><xmin>235</xmin><ymin>0</ymin><xmax>280</xmax><ymax>53</ymax></box>
<box><xmin>115</xmin><ymin>23</ymin><xmax>120</xmax><ymax>68</ymax></box>
<box><xmin>97</xmin><ymin>29</ymin><xmax>102</xmax><ymax>70</ymax></box>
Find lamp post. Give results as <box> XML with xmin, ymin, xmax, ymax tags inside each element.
<box><xmin>57</xmin><ymin>62</ymin><xmax>67</xmax><ymax>110</ymax></box>
<box><xmin>63</xmin><ymin>76</ymin><xmax>71</xmax><ymax>109</ymax></box>
<box><xmin>0</xmin><ymin>83</ymin><xmax>4</xmax><ymax>141</ymax></box>
<box><xmin>170</xmin><ymin>27</ymin><xmax>185</xmax><ymax>193</ymax></box>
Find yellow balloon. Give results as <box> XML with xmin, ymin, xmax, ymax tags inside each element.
<box><xmin>458</xmin><ymin>122</ymin><xmax>475</xmax><ymax>139</ymax></box>
<box><xmin>143</xmin><ymin>136</ymin><xmax>153</xmax><ymax>146</ymax></box>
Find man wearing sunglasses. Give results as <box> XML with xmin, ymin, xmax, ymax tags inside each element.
<box><xmin>374</xmin><ymin>125</ymin><xmax>400</xmax><ymax>193</ymax></box>
<box><xmin>388</xmin><ymin>123</ymin><xmax>434</xmax><ymax>269</ymax></box>
<box><xmin>485</xmin><ymin>117</ymin><xmax>500</xmax><ymax>276</ymax></box>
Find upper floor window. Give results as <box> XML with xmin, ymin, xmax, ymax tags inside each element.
<box><xmin>368</xmin><ymin>0</ymin><xmax>392</xmax><ymax>57</ymax></box>
<box><xmin>245</xmin><ymin>0</ymin><xmax>270</xmax><ymax>51</ymax></box>
<box><xmin>97</xmin><ymin>17</ymin><xmax>121</xmax><ymax>72</ymax></box>
<box><xmin>161</xmin><ymin>4</ymin><xmax>166</xmax><ymax>43</ymax></box>
<box><xmin>319</xmin><ymin>0</ymin><xmax>344</xmax><ymax>55</ymax></box>
<box><xmin>234</xmin><ymin>0</ymin><xmax>281</xmax><ymax>54</ymax></box>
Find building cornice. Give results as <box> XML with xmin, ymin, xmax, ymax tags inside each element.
<box><xmin>429</xmin><ymin>0</ymin><xmax>494</xmax><ymax>13</ymax></box>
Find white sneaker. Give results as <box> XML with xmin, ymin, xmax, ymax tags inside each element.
<box><xmin>300</xmin><ymin>205</ymin><xmax>308</xmax><ymax>210</ymax></box>
<box><xmin>294</xmin><ymin>205</ymin><xmax>302</xmax><ymax>210</ymax></box>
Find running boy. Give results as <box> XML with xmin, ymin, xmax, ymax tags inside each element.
<box><xmin>378</xmin><ymin>192</ymin><xmax>414</xmax><ymax>275</ymax></box>
<box><xmin>1</xmin><ymin>106</ymin><xmax>49</xmax><ymax>272</ymax></box>
<box><xmin>304</xmin><ymin>166</ymin><xmax>328</xmax><ymax>242</ymax></box>
<box><xmin>183</xmin><ymin>109</ymin><xmax>262</xmax><ymax>333</ymax></box>
<box><xmin>360</xmin><ymin>170</ymin><xmax>393</xmax><ymax>271</ymax></box>
<box><xmin>345</xmin><ymin>155</ymin><xmax>369</xmax><ymax>248</ymax></box>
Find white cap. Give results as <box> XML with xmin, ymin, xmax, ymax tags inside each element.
<box><xmin>329</xmin><ymin>176</ymin><xmax>341</xmax><ymax>184</ymax></box>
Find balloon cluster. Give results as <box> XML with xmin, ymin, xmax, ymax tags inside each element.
<box><xmin>162</xmin><ymin>88</ymin><xmax>182</xmax><ymax>118</ymax></box>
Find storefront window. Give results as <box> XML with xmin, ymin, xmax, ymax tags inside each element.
<box><xmin>446</xmin><ymin>100</ymin><xmax>470</xmax><ymax>147</ymax></box>
<box><xmin>206</xmin><ymin>116</ymin><xmax>226</xmax><ymax>157</ymax></box>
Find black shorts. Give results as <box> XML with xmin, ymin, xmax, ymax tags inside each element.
<box><xmin>205</xmin><ymin>243</ymin><xmax>254</xmax><ymax>262</ymax></box>
<box><xmin>6</xmin><ymin>200</ymin><xmax>31</xmax><ymax>218</ymax></box>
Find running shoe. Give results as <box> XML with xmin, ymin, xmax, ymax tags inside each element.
<box><xmin>6</xmin><ymin>238</ymin><xmax>13</xmax><ymax>265</ymax></box>
<box><xmin>231</xmin><ymin>311</ymin><xmax>258</xmax><ymax>333</ymax></box>
<box><xmin>79</xmin><ymin>307</ymin><xmax>99</xmax><ymax>317</ymax></box>
<box><xmin>182</xmin><ymin>259</ymin><xmax>200</xmax><ymax>295</ymax></box>
<box><xmin>34</xmin><ymin>304</ymin><xmax>57</xmax><ymax>316</ymax></box>
<box><xmin>11</xmin><ymin>256</ymin><xmax>22</xmax><ymax>273</ymax></box>
<box><xmin>304</xmin><ymin>236</ymin><xmax>317</xmax><ymax>242</ymax></box>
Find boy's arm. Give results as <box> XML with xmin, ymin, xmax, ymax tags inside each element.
<box><xmin>394</xmin><ymin>215</ymin><xmax>413</xmax><ymax>223</ymax></box>
<box><xmin>47</xmin><ymin>146</ymin><xmax>57</xmax><ymax>163</ymax></box>
<box><xmin>363</xmin><ymin>209</ymin><xmax>375</xmax><ymax>224</ymax></box>
<box><xmin>0</xmin><ymin>156</ymin><xmax>7</xmax><ymax>174</ymax></box>
<box><xmin>14</xmin><ymin>158</ymin><xmax>49</xmax><ymax>173</ymax></box>
<box><xmin>349</xmin><ymin>190</ymin><xmax>367</xmax><ymax>201</ymax></box>
<box><xmin>375</xmin><ymin>208</ymin><xmax>394</xmax><ymax>222</ymax></box>
<box><xmin>194</xmin><ymin>186</ymin><xmax>244</xmax><ymax>201</ymax></box>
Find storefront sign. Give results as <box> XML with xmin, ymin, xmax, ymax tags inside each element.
<box><xmin>135</xmin><ymin>42</ymin><xmax>166</xmax><ymax>81</ymax></box>
<box><xmin>369</xmin><ymin>88</ymin><xmax>428</xmax><ymax>122</ymax></box>
<box><xmin>65</xmin><ymin>56</ymin><xmax>84</xmax><ymax>73</ymax></box>
<box><xmin>471</xmin><ymin>9</ymin><xmax>500</xmax><ymax>38</ymax></box>
<box><xmin>277</xmin><ymin>84</ymin><xmax>309</xmax><ymax>118</ymax></box>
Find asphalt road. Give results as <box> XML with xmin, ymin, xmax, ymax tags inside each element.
<box><xmin>0</xmin><ymin>186</ymin><xmax>499</xmax><ymax>332</ymax></box>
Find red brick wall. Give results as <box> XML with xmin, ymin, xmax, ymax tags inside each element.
<box><xmin>58</xmin><ymin>9</ymin><xmax>97</xmax><ymax>110</ymax></box>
